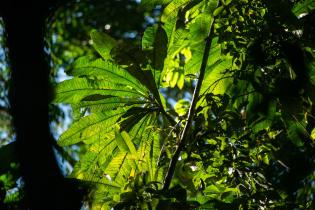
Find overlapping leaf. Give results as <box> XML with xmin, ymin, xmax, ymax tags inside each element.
<box><xmin>161</xmin><ymin>0</ymin><xmax>191</xmax><ymax>22</ymax></box>
<box><xmin>58</xmin><ymin>109</ymin><xmax>126</xmax><ymax>146</ymax></box>
<box><xmin>71</xmin><ymin>58</ymin><xmax>148</xmax><ymax>93</ymax></box>
<box><xmin>76</xmin><ymin>97</ymin><xmax>146</xmax><ymax>113</ymax></box>
<box><xmin>55</xmin><ymin>77</ymin><xmax>146</xmax><ymax>104</ymax></box>
<box><xmin>90</xmin><ymin>29</ymin><xmax>116</xmax><ymax>60</ymax></box>
<box><xmin>142</xmin><ymin>25</ymin><xmax>168</xmax><ymax>71</ymax></box>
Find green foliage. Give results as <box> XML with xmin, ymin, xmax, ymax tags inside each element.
<box><xmin>0</xmin><ymin>142</ymin><xmax>25</xmax><ymax>208</ymax></box>
<box><xmin>55</xmin><ymin>0</ymin><xmax>315</xmax><ymax>209</ymax></box>
<box><xmin>292</xmin><ymin>0</ymin><xmax>315</xmax><ymax>16</ymax></box>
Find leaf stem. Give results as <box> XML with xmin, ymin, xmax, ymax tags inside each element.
<box><xmin>162</xmin><ymin>19</ymin><xmax>216</xmax><ymax>190</ymax></box>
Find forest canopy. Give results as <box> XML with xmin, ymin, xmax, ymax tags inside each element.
<box><xmin>1</xmin><ymin>0</ymin><xmax>315</xmax><ymax>209</ymax></box>
<box><xmin>52</xmin><ymin>0</ymin><xmax>315</xmax><ymax>209</ymax></box>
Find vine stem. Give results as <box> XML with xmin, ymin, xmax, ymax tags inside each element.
<box><xmin>162</xmin><ymin>18</ymin><xmax>216</xmax><ymax>190</ymax></box>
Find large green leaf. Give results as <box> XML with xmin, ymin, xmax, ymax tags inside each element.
<box><xmin>161</xmin><ymin>0</ymin><xmax>191</xmax><ymax>22</ymax></box>
<box><xmin>200</xmin><ymin>56</ymin><xmax>233</xmax><ymax>95</ymax></box>
<box><xmin>71</xmin><ymin>58</ymin><xmax>148</xmax><ymax>94</ymax></box>
<box><xmin>115</xmin><ymin>126</ymin><xmax>137</xmax><ymax>155</ymax></box>
<box><xmin>183</xmin><ymin>4</ymin><xmax>218</xmax><ymax>76</ymax></box>
<box><xmin>58</xmin><ymin>109</ymin><xmax>126</xmax><ymax>146</ymax></box>
<box><xmin>55</xmin><ymin>77</ymin><xmax>146</xmax><ymax>104</ymax></box>
<box><xmin>139</xmin><ymin>128</ymin><xmax>161</xmax><ymax>182</ymax></box>
<box><xmin>126</xmin><ymin>66</ymin><xmax>164</xmax><ymax>108</ymax></box>
<box><xmin>168</xmin><ymin>29</ymin><xmax>189</xmax><ymax>58</ymax></box>
<box><xmin>119</xmin><ymin>107</ymin><xmax>155</xmax><ymax>132</ymax></box>
<box><xmin>104</xmin><ymin>152</ymin><xmax>134</xmax><ymax>186</ymax></box>
<box><xmin>161</xmin><ymin>25</ymin><xmax>189</xmax><ymax>85</ymax></box>
<box><xmin>128</xmin><ymin>114</ymin><xmax>153</xmax><ymax>140</ymax></box>
<box><xmin>76</xmin><ymin>97</ymin><xmax>146</xmax><ymax>113</ymax></box>
<box><xmin>185</xmin><ymin>37</ymin><xmax>220</xmax><ymax>75</ymax></box>
<box><xmin>189</xmin><ymin>13</ymin><xmax>213</xmax><ymax>42</ymax></box>
<box><xmin>142</xmin><ymin>25</ymin><xmax>168</xmax><ymax>71</ymax></box>
<box><xmin>70</xmin><ymin>137</ymin><xmax>119</xmax><ymax>181</ymax></box>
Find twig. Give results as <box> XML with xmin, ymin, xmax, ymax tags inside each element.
<box><xmin>156</xmin><ymin>120</ymin><xmax>182</xmax><ymax>168</ymax></box>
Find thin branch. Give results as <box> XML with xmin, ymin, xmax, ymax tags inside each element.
<box><xmin>162</xmin><ymin>18</ymin><xmax>216</xmax><ymax>190</ymax></box>
<box><xmin>51</xmin><ymin>138</ymin><xmax>77</xmax><ymax>167</ymax></box>
<box><xmin>156</xmin><ymin>120</ymin><xmax>182</xmax><ymax>168</ymax></box>
<box><xmin>198</xmin><ymin>74</ymin><xmax>234</xmax><ymax>105</ymax></box>
<box><xmin>290</xmin><ymin>113</ymin><xmax>311</xmax><ymax>138</ymax></box>
<box><xmin>199</xmin><ymin>74</ymin><xmax>233</xmax><ymax>99</ymax></box>
<box><xmin>308</xmin><ymin>113</ymin><xmax>315</xmax><ymax>120</ymax></box>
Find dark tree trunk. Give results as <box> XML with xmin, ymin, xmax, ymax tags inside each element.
<box><xmin>1</xmin><ymin>1</ymin><xmax>84</xmax><ymax>209</ymax></box>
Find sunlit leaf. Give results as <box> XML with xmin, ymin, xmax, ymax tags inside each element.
<box><xmin>58</xmin><ymin>109</ymin><xmax>126</xmax><ymax>146</ymax></box>
<box><xmin>292</xmin><ymin>0</ymin><xmax>315</xmax><ymax>17</ymax></box>
<box><xmin>115</xmin><ymin>125</ymin><xmax>137</xmax><ymax>155</ymax></box>
<box><xmin>90</xmin><ymin>30</ymin><xmax>116</xmax><ymax>60</ymax></box>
